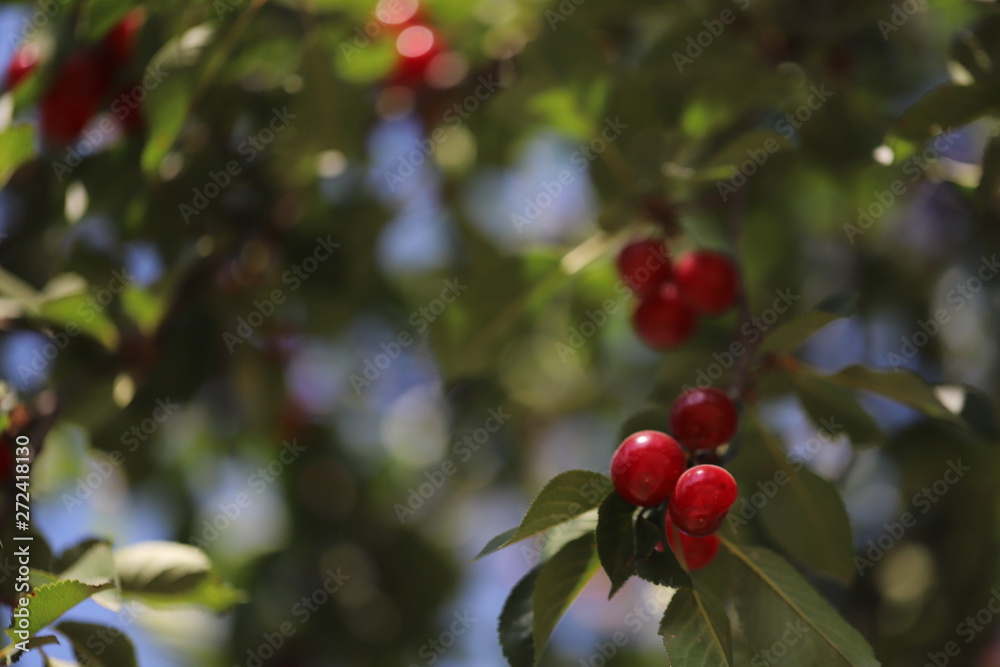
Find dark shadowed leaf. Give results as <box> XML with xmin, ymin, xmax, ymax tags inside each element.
<box><xmin>894</xmin><ymin>82</ymin><xmax>1000</xmax><ymax>142</ymax></box>
<box><xmin>498</xmin><ymin>568</ymin><xmax>538</xmax><ymax>667</ymax></box>
<box><xmin>740</xmin><ymin>419</ymin><xmax>855</xmax><ymax>582</ymax></box>
<box><xmin>596</xmin><ymin>492</ymin><xmax>637</xmax><ymax>598</ymax></box>
<box><xmin>789</xmin><ymin>371</ymin><xmax>884</xmax><ymax>447</ymax></box>
<box><xmin>532</xmin><ymin>533</ymin><xmax>600</xmax><ymax>665</ymax></box>
<box><xmin>660</xmin><ymin>586</ymin><xmax>734</xmax><ymax>666</ymax></box>
<box><xmin>57</xmin><ymin>621</ymin><xmax>139</xmax><ymax>667</ymax></box>
<box><xmin>728</xmin><ymin>543</ymin><xmax>879</xmax><ymax>666</ymax></box>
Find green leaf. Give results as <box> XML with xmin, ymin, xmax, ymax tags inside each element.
<box><xmin>728</xmin><ymin>543</ymin><xmax>880</xmax><ymax>666</ymax></box>
<box><xmin>54</xmin><ymin>541</ymin><xmax>121</xmax><ymax>611</ymax></box>
<box><xmin>5</xmin><ymin>579</ymin><xmax>113</xmax><ymax>643</ymax></box>
<box><xmin>56</xmin><ymin>621</ymin><xmax>138</xmax><ymax>667</ymax></box>
<box><xmin>121</xmin><ymin>287</ymin><xmax>169</xmax><ymax>335</ymax></box>
<box><xmin>474</xmin><ymin>470</ymin><xmax>612</xmax><ymax>560</ymax></box>
<box><xmin>0</xmin><ymin>266</ymin><xmax>41</xmax><ymax>311</ymax></box>
<box><xmin>532</xmin><ymin>533</ymin><xmax>600</xmax><ymax>665</ymax></box>
<box><xmin>498</xmin><ymin>567</ymin><xmax>538</xmax><ymax>667</ymax></box>
<box><xmin>141</xmin><ymin>73</ymin><xmax>195</xmax><ymax>175</ymax></box>
<box><xmin>595</xmin><ymin>492</ymin><xmax>637</xmax><ymax>598</ymax></box>
<box><xmin>660</xmin><ymin>587</ymin><xmax>734</xmax><ymax>666</ymax></box>
<box><xmin>758</xmin><ymin>293</ymin><xmax>856</xmax><ymax>355</ymax></box>
<box><xmin>332</xmin><ymin>32</ymin><xmax>397</xmax><ymax>84</ymax></box>
<box><xmin>742</xmin><ymin>420</ymin><xmax>855</xmax><ymax>583</ymax></box>
<box><xmin>821</xmin><ymin>365</ymin><xmax>956</xmax><ymax>423</ymax></box>
<box><xmin>140</xmin><ymin>23</ymin><xmax>217</xmax><ymax>175</ymax></box>
<box><xmin>37</xmin><ymin>293</ymin><xmax>120</xmax><ymax>350</ymax></box>
<box><xmin>789</xmin><ymin>371</ymin><xmax>884</xmax><ymax>447</ymax></box>
<box><xmin>113</xmin><ymin>541</ymin><xmax>244</xmax><ymax>612</ymax></box>
<box><xmin>894</xmin><ymin>82</ymin><xmax>1000</xmax><ymax>142</ymax></box>
<box><xmin>529</xmin><ymin>88</ymin><xmax>594</xmax><ymax>141</ymax></box>
<box><xmin>0</xmin><ymin>124</ymin><xmax>36</xmax><ymax>188</ymax></box>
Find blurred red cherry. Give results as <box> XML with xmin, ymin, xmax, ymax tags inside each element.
<box><xmin>5</xmin><ymin>45</ymin><xmax>40</xmax><ymax>91</ymax></box>
<box><xmin>391</xmin><ymin>24</ymin><xmax>444</xmax><ymax>86</ymax></box>
<box><xmin>40</xmin><ymin>51</ymin><xmax>113</xmax><ymax>145</ymax></box>
<box><xmin>102</xmin><ymin>9</ymin><xmax>145</xmax><ymax>68</ymax></box>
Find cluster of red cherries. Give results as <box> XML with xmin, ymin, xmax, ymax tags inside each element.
<box><xmin>611</xmin><ymin>387</ymin><xmax>739</xmax><ymax>571</ymax></box>
<box><xmin>616</xmin><ymin>238</ymin><xmax>740</xmax><ymax>349</ymax></box>
<box><xmin>4</xmin><ymin>9</ymin><xmax>144</xmax><ymax>145</ymax></box>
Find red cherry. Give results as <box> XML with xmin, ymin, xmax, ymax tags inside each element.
<box><xmin>5</xmin><ymin>45</ymin><xmax>39</xmax><ymax>91</ymax></box>
<box><xmin>665</xmin><ymin>513</ymin><xmax>719</xmax><ymax>571</ymax></box>
<box><xmin>616</xmin><ymin>239</ymin><xmax>672</xmax><ymax>297</ymax></box>
<box><xmin>610</xmin><ymin>430</ymin><xmax>687</xmax><ymax>507</ymax></box>
<box><xmin>632</xmin><ymin>283</ymin><xmax>696</xmax><ymax>349</ymax></box>
<box><xmin>40</xmin><ymin>51</ymin><xmax>112</xmax><ymax>145</ymax></box>
<box><xmin>669</xmin><ymin>388</ymin><xmax>738</xmax><ymax>451</ymax></box>
<box><xmin>391</xmin><ymin>24</ymin><xmax>444</xmax><ymax>86</ymax></box>
<box><xmin>668</xmin><ymin>465</ymin><xmax>737</xmax><ymax>537</ymax></box>
<box><xmin>102</xmin><ymin>9</ymin><xmax>145</xmax><ymax>68</ymax></box>
<box><xmin>674</xmin><ymin>251</ymin><xmax>740</xmax><ymax>315</ymax></box>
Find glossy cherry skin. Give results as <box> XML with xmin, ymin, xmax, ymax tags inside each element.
<box><xmin>616</xmin><ymin>238</ymin><xmax>672</xmax><ymax>297</ymax></box>
<box><xmin>632</xmin><ymin>283</ymin><xmax>696</xmax><ymax>349</ymax></box>
<box><xmin>669</xmin><ymin>387</ymin><xmax>738</xmax><ymax>451</ymax></box>
<box><xmin>669</xmin><ymin>465</ymin><xmax>738</xmax><ymax>537</ymax></box>
<box><xmin>674</xmin><ymin>251</ymin><xmax>740</xmax><ymax>315</ymax></box>
<box><xmin>610</xmin><ymin>430</ymin><xmax>687</xmax><ymax>507</ymax></box>
<box><xmin>5</xmin><ymin>46</ymin><xmax>39</xmax><ymax>91</ymax></box>
<box><xmin>664</xmin><ymin>513</ymin><xmax>719</xmax><ymax>571</ymax></box>
<box><xmin>39</xmin><ymin>51</ymin><xmax>112</xmax><ymax>145</ymax></box>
